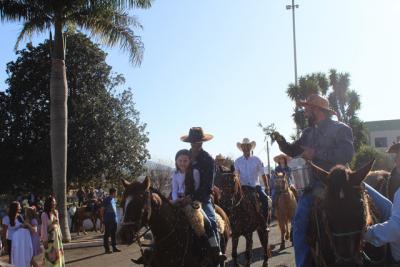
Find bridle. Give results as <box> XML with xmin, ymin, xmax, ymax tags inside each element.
<box><xmin>122</xmin><ymin>188</ymin><xmax>191</xmax><ymax>267</ymax></box>
<box><xmin>219</xmin><ymin>175</ymin><xmax>243</xmax><ymax>213</ymax></box>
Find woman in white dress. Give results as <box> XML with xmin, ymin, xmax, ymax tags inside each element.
<box><xmin>8</xmin><ymin>201</ymin><xmax>33</xmax><ymax>267</ymax></box>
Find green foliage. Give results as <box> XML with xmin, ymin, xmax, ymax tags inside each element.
<box><xmin>286</xmin><ymin>69</ymin><xmax>368</xmax><ymax>151</ymax></box>
<box><xmin>0</xmin><ymin>0</ymin><xmax>153</xmax><ymax>65</ymax></box>
<box><xmin>351</xmin><ymin>145</ymin><xmax>393</xmax><ymax>171</ymax></box>
<box><xmin>0</xmin><ymin>33</ymin><xmax>149</xmax><ymax>193</ymax></box>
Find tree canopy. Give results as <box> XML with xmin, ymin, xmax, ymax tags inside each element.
<box><xmin>0</xmin><ymin>33</ymin><xmax>149</xmax><ymax>194</ymax></box>
<box><xmin>286</xmin><ymin>69</ymin><xmax>368</xmax><ymax>151</ymax></box>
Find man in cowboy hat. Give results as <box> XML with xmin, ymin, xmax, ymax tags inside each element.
<box><xmin>181</xmin><ymin>127</ymin><xmax>226</xmax><ymax>262</ymax></box>
<box><xmin>273</xmin><ymin>94</ymin><xmax>392</xmax><ymax>267</ymax></box>
<box><xmin>386</xmin><ymin>143</ymin><xmax>400</xmax><ymax>202</ymax></box>
<box><xmin>234</xmin><ymin>138</ymin><xmax>270</xmax><ymax>220</ymax></box>
<box><xmin>214</xmin><ymin>154</ymin><xmax>233</xmax><ymax>188</ymax></box>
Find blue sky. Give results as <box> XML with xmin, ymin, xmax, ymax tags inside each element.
<box><xmin>1</xmin><ymin>0</ymin><xmax>400</xmax><ymax>167</ymax></box>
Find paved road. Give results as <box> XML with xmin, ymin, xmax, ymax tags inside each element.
<box><xmin>65</xmin><ymin>221</ymin><xmax>295</xmax><ymax>267</ymax></box>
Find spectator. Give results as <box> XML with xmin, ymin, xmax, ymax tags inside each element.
<box><xmin>102</xmin><ymin>188</ymin><xmax>120</xmax><ymax>254</ymax></box>
<box><xmin>5</xmin><ymin>201</ymin><xmax>24</xmax><ymax>263</ymax></box>
<box><xmin>25</xmin><ymin>207</ymin><xmax>41</xmax><ymax>267</ymax></box>
<box><xmin>41</xmin><ymin>196</ymin><xmax>65</xmax><ymax>266</ymax></box>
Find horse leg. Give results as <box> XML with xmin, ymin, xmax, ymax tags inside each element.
<box><xmin>284</xmin><ymin>220</ymin><xmax>290</xmax><ymax>241</ymax></box>
<box><xmin>256</xmin><ymin>226</ymin><xmax>269</xmax><ymax>267</ymax></box>
<box><xmin>244</xmin><ymin>233</ymin><xmax>253</xmax><ymax>267</ymax></box>
<box><xmin>231</xmin><ymin>235</ymin><xmax>239</xmax><ymax>267</ymax></box>
<box><xmin>278</xmin><ymin>218</ymin><xmax>285</xmax><ymax>250</ymax></box>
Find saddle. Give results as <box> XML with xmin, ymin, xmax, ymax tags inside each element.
<box><xmin>178</xmin><ymin>201</ymin><xmax>226</xmax><ymax>238</ymax></box>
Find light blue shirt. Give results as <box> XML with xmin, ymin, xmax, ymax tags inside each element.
<box><xmin>365</xmin><ymin>188</ymin><xmax>400</xmax><ymax>262</ymax></box>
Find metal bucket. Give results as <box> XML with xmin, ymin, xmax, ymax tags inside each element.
<box><xmin>288</xmin><ymin>157</ymin><xmax>313</xmax><ymax>194</ymax></box>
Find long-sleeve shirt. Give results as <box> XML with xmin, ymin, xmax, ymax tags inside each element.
<box><xmin>364</xmin><ymin>188</ymin><xmax>400</xmax><ymax>262</ymax></box>
<box><xmin>191</xmin><ymin>149</ymin><xmax>215</xmax><ymax>202</ymax></box>
<box><xmin>171</xmin><ymin>169</ymin><xmax>200</xmax><ymax>201</ymax></box>
<box><xmin>234</xmin><ymin>156</ymin><xmax>265</xmax><ymax>187</ymax></box>
<box><xmin>277</xmin><ymin>118</ymin><xmax>355</xmax><ymax>171</ymax></box>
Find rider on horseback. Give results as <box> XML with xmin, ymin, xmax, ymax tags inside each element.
<box><xmin>234</xmin><ymin>138</ymin><xmax>270</xmax><ymax>221</ymax></box>
<box><xmin>273</xmin><ymin>94</ymin><xmax>392</xmax><ymax>267</ymax></box>
<box><xmin>181</xmin><ymin>127</ymin><xmax>227</xmax><ymax>262</ymax></box>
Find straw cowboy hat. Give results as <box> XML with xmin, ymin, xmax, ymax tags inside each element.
<box><xmin>215</xmin><ymin>154</ymin><xmax>225</xmax><ymax>160</ymax></box>
<box><xmin>181</xmin><ymin>127</ymin><xmax>213</xmax><ymax>143</ymax></box>
<box><xmin>297</xmin><ymin>94</ymin><xmax>337</xmax><ymax>116</ymax></box>
<box><xmin>273</xmin><ymin>153</ymin><xmax>292</xmax><ymax>163</ymax></box>
<box><xmin>236</xmin><ymin>138</ymin><xmax>256</xmax><ymax>151</ymax></box>
<box><xmin>387</xmin><ymin>142</ymin><xmax>400</xmax><ymax>154</ymax></box>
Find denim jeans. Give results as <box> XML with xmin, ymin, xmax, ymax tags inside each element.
<box><xmin>256</xmin><ymin>185</ymin><xmax>269</xmax><ymax>216</ymax></box>
<box><xmin>293</xmin><ymin>182</ymin><xmax>393</xmax><ymax>267</ymax></box>
<box><xmin>201</xmin><ymin>198</ymin><xmax>220</xmax><ymax>247</ymax></box>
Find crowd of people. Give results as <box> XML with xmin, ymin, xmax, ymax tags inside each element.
<box><xmin>1</xmin><ymin>196</ymin><xmax>65</xmax><ymax>267</ymax></box>
<box><xmin>2</xmin><ymin>94</ymin><xmax>400</xmax><ymax>267</ymax></box>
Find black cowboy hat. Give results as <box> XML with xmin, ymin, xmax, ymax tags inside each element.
<box><xmin>180</xmin><ymin>127</ymin><xmax>213</xmax><ymax>143</ymax></box>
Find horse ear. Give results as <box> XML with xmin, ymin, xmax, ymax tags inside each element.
<box><xmin>350</xmin><ymin>159</ymin><xmax>375</xmax><ymax>185</ymax></box>
<box><xmin>309</xmin><ymin>161</ymin><xmax>329</xmax><ymax>184</ymax></box>
<box><xmin>121</xmin><ymin>178</ymin><xmax>131</xmax><ymax>188</ymax></box>
<box><xmin>143</xmin><ymin>176</ymin><xmax>151</xmax><ymax>190</ymax></box>
<box><xmin>230</xmin><ymin>164</ymin><xmax>235</xmax><ymax>173</ymax></box>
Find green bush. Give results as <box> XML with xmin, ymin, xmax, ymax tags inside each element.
<box><xmin>351</xmin><ymin>145</ymin><xmax>393</xmax><ymax>171</ymax></box>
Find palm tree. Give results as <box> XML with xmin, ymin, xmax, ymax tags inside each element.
<box><xmin>0</xmin><ymin>0</ymin><xmax>152</xmax><ymax>241</ymax></box>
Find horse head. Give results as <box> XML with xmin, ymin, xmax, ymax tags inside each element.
<box><xmin>274</xmin><ymin>172</ymin><xmax>289</xmax><ymax>192</ymax></box>
<box><xmin>120</xmin><ymin>176</ymin><xmax>162</xmax><ymax>233</ymax></box>
<box><xmin>310</xmin><ymin>160</ymin><xmax>375</xmax><ymax>266</ymax></box>
<box><xmin>216</xmin><ymin>172</ymin><xmax>242</xmax><ymax>212</ymax></box>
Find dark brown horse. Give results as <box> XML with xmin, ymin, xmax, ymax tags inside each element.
<box><xmin>120</xmin><ymin>177</ymin><xmax>230</xmax><ymax>267</ymax></box>
<box><xmin>308</xmin><ymin>161</ymin><xmax>387</xmax><ymax>267</ymax></box>
<box><xmin>215</xmin><ymin>172</ymin><xmax>269</xmax><ymax>267</ymax></box>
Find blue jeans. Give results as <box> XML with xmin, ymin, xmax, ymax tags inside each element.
<box><xmin>256</xmin><ymin>185</ymin><xmax>269</xmax><ymax>216</ymax></box>
<box><xmin>293</xmin><ymin>182</ymin><xmax>393</xmax><ymax>267</ymax></box>
<box><xmin>201</xmin><ymin>198</ymin><xmax>220</xmax><ymax>247</ymax></box>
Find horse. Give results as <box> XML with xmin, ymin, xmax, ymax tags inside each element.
<box><xmin>274</xmin><ymin>172</ymin><xmax>297</xmax><ymax>250</ymax></box>
<box><xmin>364</xmin><ymin>170</ymin><xmax>390</xmax><ymax>198</ymax></box>
<box><xmin>74</xmin><ymin>200</ymin><xmax>104</xmax><ymax>235</ymax></box>
<box><xmin>307</xmin><ymin>160</ymin><xmax>388</xmax><ymax>267</ymax></box>
<box><xmin>215</xmin><ymin>172</ymin><xmax>269</xmax><ymax>267</ymax></box>
<box><xmin>120</xmin><ymin>176</ymin><xmax>230</xmax><ymax>267</ymax></box>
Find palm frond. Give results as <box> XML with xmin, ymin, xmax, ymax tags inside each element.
<box><xmin>113</xmin><ymin>0</ymin><xmax>152</xmax><ymax>9</ymax></box>
<box><xmin>15</xmin><ymin>15</ymin><xmax>52</xmax><ymax>50</ymax></box>
<box><xmin>70</xmin><ymin>5</ymin><xmax>144</xmax><ymax>65</ymax></box>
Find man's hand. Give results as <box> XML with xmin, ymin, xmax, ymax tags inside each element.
<box><xmin>300</xmin><ymin>146</ymin><xmax>315</xmax><ymax>160</ymax></box>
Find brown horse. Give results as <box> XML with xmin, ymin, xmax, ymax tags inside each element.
<box><xmin>120</xmin><ymin>177</ymin><xmax>230</xmax><ymax>267</ymax></box>
<box><xmin>364</xmin><ymin>170</ymin><xmax>390</xmax><ymax>198</ymax></box>
<box><xmin>215</xmin><ymin>172</ymin><xmax>269</xmax><ymax>267</ymax></box>
<box><xmin>274</xmin><ymin>173</ymin><xmax>297</xmax><ymax>250</ymax></box>
<box><xmin>74</xmin><ymin>201</ymin><xmax>104</xmax><ymax>235</ymax></box>
<box><xmin>308</xmin><ymin>160</ymin><xmax>387</xmax><ymax>267</ymax></box>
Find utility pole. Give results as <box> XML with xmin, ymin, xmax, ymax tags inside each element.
<box><xmin>286</xmin><ymin>0</ymin><xmax>299</xmax><ymax>86</ymax></box>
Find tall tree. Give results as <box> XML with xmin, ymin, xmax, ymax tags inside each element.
<box><xmin>0</xmin><ymin>33</ymin><xmax>149</xmax><ymax>194</ymax></box>
<box><xmin>0</xmin><ymin>0</ymin><xmax>152</xmax><ymax>241</ymax></box>
<box><xmin>286</xmin><ymin>69</ymin><xmax>367</xmax><ymax>151</ymax></box>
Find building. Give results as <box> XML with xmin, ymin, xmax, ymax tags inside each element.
<box><xmin>365</xmin><ymin>119</ymin><xmax>400</xmax><ymax>151</ymax></box>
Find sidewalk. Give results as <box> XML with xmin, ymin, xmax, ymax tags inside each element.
<box><xmin>64</xmin><ymin>232</ymin><xmax>104</xmax><ymax>249</ymax></box>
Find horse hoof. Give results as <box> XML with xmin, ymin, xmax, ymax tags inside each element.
<box><xmin>279</xmin><ymin>244</ymin><xmax>285</xmax><ymax>250</ymax></box>
<box><xmin>262</xmin><ymin>261</ymin><xmax>269</xmax><ymax>267</ymax></box>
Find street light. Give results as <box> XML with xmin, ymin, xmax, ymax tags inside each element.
<box><xmin>286</xmin><ymin>0</ymin><xmax>299</xmax><ymax>86</ymax></box>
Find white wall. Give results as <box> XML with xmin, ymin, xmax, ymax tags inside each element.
<box><xmin>368</xmin><ymin>129</ymin><xmax>400</xmax><ymax>151</ymax></box>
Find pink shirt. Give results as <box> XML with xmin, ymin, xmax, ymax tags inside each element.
<box><xmin>40</xmin><ymin>210</ymin><xmax>59</xmax><ymax>242</ymax></box>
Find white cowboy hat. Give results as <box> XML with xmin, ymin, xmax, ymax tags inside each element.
<box><xmin>215</xmin><ymin>154</ymin><xmax>225</xmax><ymax>160</ymax></box>
<box><xmin>273</xmin><ymin>153</ymin><xmax>292</xmax><ymax>164</ymax></box>
<box><xmin>237</xmin><ymin>138</ymin><xmax>256</xmax><ymax>151</ymax></box>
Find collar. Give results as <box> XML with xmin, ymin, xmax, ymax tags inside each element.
<box><xmin>315</xmin><ymin>117</ymin><xmax>331</xmax><ymax>129</ymax></box>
